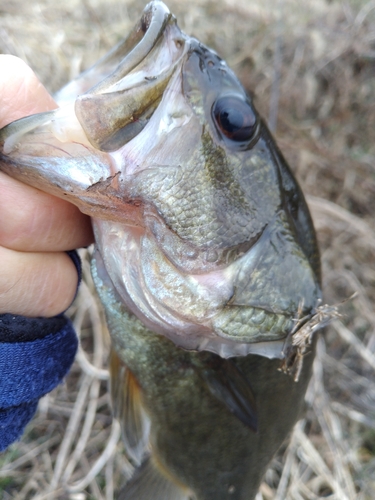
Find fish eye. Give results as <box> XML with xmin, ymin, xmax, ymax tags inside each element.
<box><xmin>212</xmin><ymin>96</ymin><xmax>258</xmax><ymax>146</ymax></box>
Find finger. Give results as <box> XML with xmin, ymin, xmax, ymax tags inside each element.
<box><xmin>0</xmin><ymin>54</ymin><xmax>57</xmax><ymax>127</ymax></box>
<box><xmin>0</xmin><ymin>55</ymin><xmax>91</xmax><ymax>317</ymax></box>
<box><xmin>0</xmin><ymin>245</ymin><xmax>79</xmax><ymax>317</ymax></box>
<box><xmin>0</xmin><ymin>55</ymin><xmax>94</xmax><ymax>250</ymax></box>
<box><xmin>0</xmin><ymin>172</ymin><xmax>93</xmax><ymax>251</ymax></box>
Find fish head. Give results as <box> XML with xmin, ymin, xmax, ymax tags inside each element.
<box><xmin>0</xmin><ymin>1</ymin><xmax>321</xmax><ymax>358</ymax></box>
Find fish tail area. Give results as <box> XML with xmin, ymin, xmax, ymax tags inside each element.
<box><xmin>117</xmin><ymin>456</ymin><xmax>192</xmax><ymax>500</ymax></box>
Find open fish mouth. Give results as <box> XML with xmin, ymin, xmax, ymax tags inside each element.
<box><xmin>0</xmin><ymin>1</ymin><xmax>186</xmax><ymax>209</ymax></box>
<box><xmin>0</xmin><ymin>1</ymin><xmax>321</xmax><ymax>359</ymax></box>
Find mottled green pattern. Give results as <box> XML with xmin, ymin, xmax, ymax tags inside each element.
<box><xmin>93</xmin><ymin>258</ymin><xmax>315</xmax><ymax>500</ymax></box>
<box><xmin>212</xmin><ymin>306</ymin><xmax>293</xmax><ymax>342</ymax></box>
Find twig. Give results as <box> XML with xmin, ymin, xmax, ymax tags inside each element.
<box><xmin>334</xmin><ymin>321</ymin><xmax>375</xmax><ymax>372</ymax></box>
<box><xmin>49</xmin><ymin>374</ymin><xmax>92</xmax><ymax>491</ymax></box>
<box><xmin>67</xmin><ymin>420</ymin><xmax>121</xmax><ymax>493</ymax></box>
<box><xmin>75</xmin><ymin>347</ymin><xmax>109</xmax><ymax>380</ymax></box>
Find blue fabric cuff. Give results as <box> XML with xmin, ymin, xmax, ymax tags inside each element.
<box><xmin>0</xmin><ymin>400</ymin><xmax>38</xmax><ymax>452</ymax></box>
<box><xmin>0</xmin><ymin>318</ymin><xmax>78</xmax><ymax>408</ymax></box>
<box><xmin>0</xmin><ymin>250</ymin><xmax>81</xmax><ymax>452</ymax></box>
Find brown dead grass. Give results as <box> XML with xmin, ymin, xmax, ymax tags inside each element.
<box><xmin>1</xmin><ymin>0</ymin><xmax>375</xmax><ymax>498</ymax></box>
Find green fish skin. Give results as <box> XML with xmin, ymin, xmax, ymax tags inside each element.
<box><xmin>0</xmin><ymin>2</ymin><xmax>321</xmax><ymax>498</ymax></box>
<box><xmin>94</xmin><ymin>253</ymin><xmax>316</xmax><ymax>500</ymax></box>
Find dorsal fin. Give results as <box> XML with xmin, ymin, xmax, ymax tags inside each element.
<box><xmin>117</xmin><ymin>457</ymin><xmax>191</xmax><ymax>500</ymax></box>
<box><xmin>197</xmin><ymin>356</ymin><xmax>258</xmax><ymax>432</ymax></box>
<box><xmin>109</xmin><ymin>349</ymin><xmax>150</xmax><ymax>465</ymax></box>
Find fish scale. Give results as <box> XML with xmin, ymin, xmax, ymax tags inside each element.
<box><xmin>132</xmin><ymin>134</ymin><xmax>276</xmax><ymax>248</ymax></box>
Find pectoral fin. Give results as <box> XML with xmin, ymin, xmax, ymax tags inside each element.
<box><xmin>109</xmin><ymin>349</ymin><xmax>150</xmax><ymax>465</ymax></box>
<box><xmin>197</xmin><ymin>356</ymin><xmax>258</xmax><ymax>432</ymax></box>
<box><xmin>117</xmin><ymin>457</ymin><xmax>191</xmax><ymax>500</ymax></box>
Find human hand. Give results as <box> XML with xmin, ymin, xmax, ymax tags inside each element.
<box><xmin>0</xmin><ymin>55</ymin><xmax>94</xmax><ymax>317</ymax></box>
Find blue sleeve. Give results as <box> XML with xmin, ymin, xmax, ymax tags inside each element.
<box><xmin>0</xmin><ymin>250</ymin><xmax>81</xmax><ymax>452</ymax></box>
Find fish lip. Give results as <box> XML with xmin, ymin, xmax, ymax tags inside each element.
<box><xmin>53</xmin><ymin>1</ymin><xmax>178</xmax><ymax>106</ymax></box>
<box><xmin>86</xmin><ymin>1</ymin><xmax>174</xmax><ymax>96</ymax></box>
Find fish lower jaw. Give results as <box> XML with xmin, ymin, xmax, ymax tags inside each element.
<box><xmin>199</xmin><ymin>337</ymin><xmax>287</xmax><ymax>359</ymax></box>
<box><xmin>94</xmin><ymin>218</ymin><xmax>320</xmax><ymax>360</ymax></box>
<box><xmin>176</xmin><ymin>307</ymin><xmax>294</xmax><ymax>359</ymax></box>
<box><xmin>108</xmin><ymin>276</ymin><xmax>295</xmax><ymax>359</ymax></box>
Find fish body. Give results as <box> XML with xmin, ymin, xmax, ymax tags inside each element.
<box><xmin>95</xmin><ymin>256</ymin><xmax>315</xmax><ymax>499</ymax></box>
<box><xmin>0</xmin><ymin>2</ymin><xmax>321</xmax><ymax>498</ymax></box>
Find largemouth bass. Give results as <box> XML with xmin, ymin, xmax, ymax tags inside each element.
<box><xmin>0</xmin><ymin>2</ymin><xmax>321</xmax><ymax>499</ymax></box>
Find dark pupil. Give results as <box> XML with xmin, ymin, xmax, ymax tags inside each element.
<box><xmin>214</xmin><ymin>97</ymin><xmax>257</xmax><ymax>142</ymax></box>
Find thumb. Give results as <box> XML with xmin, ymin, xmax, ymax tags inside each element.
<box><xmin>0</xmin><ymin>54</ymin><xmax>57</xmax><ymax>127</ymax></box>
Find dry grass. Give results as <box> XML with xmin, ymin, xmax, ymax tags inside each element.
<box><xmin>1</xmin><ymin>0</ymin><xmax>375</xmax><ymax>498</ymax></box>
